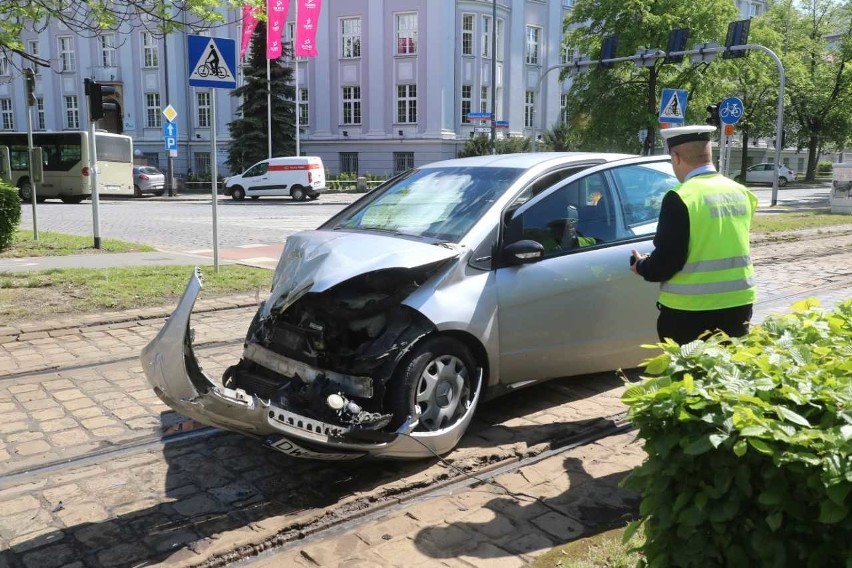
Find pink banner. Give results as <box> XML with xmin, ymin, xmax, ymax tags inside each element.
<box><xmin>266</xmin><ymin>0</ymin><xmax>290</xmax><ymax>59</ymax></box>
<box><xmin>240</xmin><ymin>5</ymin><xmax>261</xmax><ymax>60</ymax></box>
<box><xmin>294</xmin><ymin>0</ymin><xmax>321</xmax><ymax>57</ymax></box>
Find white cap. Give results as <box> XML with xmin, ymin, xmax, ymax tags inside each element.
<box><xmin>660</xmin><ymin>125</ymin><xmax>716</xmax><ymax>149</ymax></box>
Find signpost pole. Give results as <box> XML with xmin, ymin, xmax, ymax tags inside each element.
<box><xmin>24</xmin><ymin>71</ymin><xmax>39</xmax><ymax>241</ymax></box>
<box><xmin>89</xmin><ymin>117</ymin><xmax>101</xmax><ymax>249</ymax></box>
<box><xmin>211</xmin><ymin>89</ymin><xmax>219</xmax><ymax>273</ymax></box>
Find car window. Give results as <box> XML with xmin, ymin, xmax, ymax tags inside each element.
<box><xmin>244</xmin><ymin>163</ymin><xmax>268</xmax><ymax>177</ymax></box>
<box><xmin>610</xmin><ymin>162</ymin><xmax>678</xmax><ymax>231</ymax></box>
<box><xmin>137</xmin><ymin>166</ymin><xmax>161</xmax><ymax>175</ymax></box>
<box><xmin>510</xmin><ymin>165</ymin><xmax>595</xmax><ymax>208</ymax></box>
<box><xmin>504</xmin><ymin>172</ymin><xmax>615</xmax><ymax>256</ymax></box>
<box><xmin>329</xmin><ymin>166</ymin><xmax>524</xmax><ymax>243</ymax></box>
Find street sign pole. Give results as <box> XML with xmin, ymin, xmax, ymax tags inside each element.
<box><xmin>89</xmin><ymin>114</ymin><xmax>102</xmax><ymax>249</ymax></box>
<box><xmin>211</xmin><ymin>89</ymin><xmax>219</xmax><ymax>273</ymax></box>
<box><xmin>24</xmin><ymin>70</ymin><xmax>39</xmax><ymax>241</ymax></box>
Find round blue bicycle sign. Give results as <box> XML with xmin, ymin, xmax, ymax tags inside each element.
<box><xmin>719</xmin><ymin>97</ymin><xmax>744</xmax><ymax>125</ymax></box>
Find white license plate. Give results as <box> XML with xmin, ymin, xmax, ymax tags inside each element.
<box><xmin>264</xmin><ymin>435</ymin><xmax>363</xmax><ymax>460</ymax></box>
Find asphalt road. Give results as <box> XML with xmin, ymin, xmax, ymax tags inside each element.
<box><xmin>16</xmin><ymin>184</ymin><xmax>830</xmax><ymax>253</ymax></box>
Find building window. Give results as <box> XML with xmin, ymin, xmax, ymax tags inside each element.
<box><xmin>496</xmin><ymin>18</ymin><xmax>505</xmax><ymax>62</ymax></box>
<box><xmin>396</xmin><ymin>84</ymin><xmax>417</xmax><ymax>123</ymax></box>
<box><xmin>36</xmin><ymin>98</ymin><xmax>45</xmax><ymax>130</ymax></box>
<box><xmin>481</xmin><ymin>15</ymin><xmax>492</xmax><ymax>58</ymax></box>
<box><xmin>394</xmin><ymin>152</ymin><xmax>414</xmax><ymax>174</ymax></box>
<box><xmin>480</xmin><ymin>86</ymin><xmax>489</xmax><ymax>114</ymax></box>
<box><xmin>461</xmin><ymin>14</ymin><xmax>474</xmax><ymax>56</ymax></box>
<box><xmin>27</xmin><ymin>41</ymin><xmax>40</xmax><ymax>74</ymax></box>
<box><xmin>146</xmin><ymin>93</ymin><xmax>161</xmax><ymax>128</ymax></box>
<box><xmin>342</xmin><ymin>86</ymin><xmax>361</xmax><ymax>125</ymax></box>
<box><xmin>340</xmin><ymin>152</ymin><xmax>358</xmax><ymax>174</ymax></box>
<box><xmin>194</xmin><ymin>152</ymin><xmax>211</xmax><ymax>176</ymax></box>
<box><xmin>396</xmin><ymin>13</ymin><xmax>417</xmax><ymax>55</ymax></box>
<box><xmin>560</xmin><ymin>93</ymin><xmax>569</xmax><ymax>122</ymax></box>
<box><xmin>58</xmin><ymin>36</ymin><xmax>76</xmax><ymax>72</ymax></box>
<box><xmin>299</xmin><ymin>88</ymin><xmax>309</xmax><ymax>126</ymax></box>
<box><xmin>461</xmin><ymin>84</ymin><xmax>472</xmax><ymax>124</ymax></box>
<box><xmin>0</xmin><ymin>53</ymin><xmax>9</xmax><ymax>76</ymax></box>
<box><xmin>143</xmin><ymin>152</ymin><xmax>160</xmax><ymax>168</ymax></box>
<box><xmin>341</xmin><ymin>17</ymin><xmax>361</xmax><ymax>58</ymax></box>
<box><xmin>524</xmin><ymin>91</ymin><xmax>535</xmax><ymax>128</ymax></box>
<box><xmin>142</xmin><ymin>32</ymin><xmax>159</xmax><ymax>68</ymax></box>
<box><xmin>525</xmin><ymin>26</ymin><xmax>541</xmax><ymax>65</ymax></box>
<box><xmin>196</xmin><ymin>92</ymin><xmax>211</xmax><ymax>128</ymax></box>
<box><xmin>100</xmin><ymin>34</ymin><xmax>117</xmax><ymax>67</ymax></box>
<box><xmin>64</xmin><ymin>95</ymin><xmax>79</xmax><ymax>129</ymax></box>
<box><xmin>0</xmin><ymin>99</ymin><xmax>13</xmax><ymax>130</ymax></box>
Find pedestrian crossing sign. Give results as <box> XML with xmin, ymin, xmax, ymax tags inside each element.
<box><xmin>187</xmin><ymin>35</ymin><xmax>236</xmax><ymax>89</ymax></box>
<box><xmin>658</xmin><ymin>88</ymin><xmax>688</xmax><ymax>125</ymax></box>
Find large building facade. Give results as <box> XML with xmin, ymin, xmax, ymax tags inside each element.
<box><xmin>0</xmin><ymin>0</ymin><xmax>767</xmax><ymax>178</ymax></box>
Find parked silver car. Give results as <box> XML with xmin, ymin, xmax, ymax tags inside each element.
<box><xmin>133</xmin><ymin>165</ymin><xmax>166</xmax><ymax>197</ymax></box>
<box><xmin>736</xmin><ymin>162</ymin><xmax>796</xmax><ymax>186</ymax></box>
<box><xmin>141</xmin><ymin>153</ymin><xmax>678</xmax><ymax>459</ymax></box>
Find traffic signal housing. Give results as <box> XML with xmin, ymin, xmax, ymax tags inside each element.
<box><xmin>706</xmin><ymin>104</ymin><xmax>720</xmax><ymax>127</ymax></box>
<box><xmin>84</xmin><ymin>78</ymin><xmax>117</xmax><ymax>121</ymax></box>
<box><xmin>24</xmin><ymin>69</ymin><xmax>36</xmax><ymax>107</ymax></box>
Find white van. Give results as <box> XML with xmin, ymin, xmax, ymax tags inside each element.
<box><xmin>224</xmin><ymin>156</ymin><xmax>327</xmax><ymax>201</ymax></box>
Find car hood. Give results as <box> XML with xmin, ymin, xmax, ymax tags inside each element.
<box><xmin>261</xmin><ymin>230</ymin><xmax>462</xmax><ymax>318</ymax></box>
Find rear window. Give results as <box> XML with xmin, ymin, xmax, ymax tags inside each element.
<box><xmin>136</xmin><ymin>167</ymin><xmax>161</xmax><ymax>175</ymax></box>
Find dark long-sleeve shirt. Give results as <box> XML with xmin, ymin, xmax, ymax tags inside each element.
<box><xmin>636</xmin><ymin>190</ymin><xmax>689</xmax><ymax>282</ymax></box>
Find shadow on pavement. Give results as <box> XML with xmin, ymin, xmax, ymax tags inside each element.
<box><xmin>413</xmin><ymin>455</ymin><xmax>639</xmax><ymax>562</ymax></box>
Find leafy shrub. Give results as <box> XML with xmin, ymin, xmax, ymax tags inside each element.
<box><xmin>817</xmin><ymin>161</ymin><xmax>833</xmax><ymax>174</ymax></box>
<box><xmin>622</xmin><ymin>298</ymin><xmax>852</xmax><ymax>568</ymax></box>
<box><xmin>0</xmin><ymin>179</ymin><xmax>22</xmax><ymax>251</ymax></box>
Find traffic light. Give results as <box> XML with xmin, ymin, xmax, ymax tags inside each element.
<box><xmin>24</xmin><ymin>69</ymin><xmax>36</xmax><ymax>107</ymax></box>
<box><xmin>84</xmin><ymin>78</ymin><xmax>117</xmax><ymax>121</ymax></box>
<box><xmin>706</xmin><ymin>104</ymin><xmax>720</xmax><ymax>127</ymax></box>
<box><xmin>599</xmin><ymin>36</ymin><xmax>618</xmax><ymax>69</ymax></box>
<box><xmin>723</xmin><ymin>20</ymin><xmax>750</xmax><ymax>59</ymax></box>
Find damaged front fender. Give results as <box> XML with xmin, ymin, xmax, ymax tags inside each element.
<box><xmin>140</xmin><ymin>269</ymin><xmax>482</xmax><ymax>460</ymax></box>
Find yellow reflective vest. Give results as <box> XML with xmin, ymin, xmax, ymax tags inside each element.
<box><xmin>658</xmin><ymin>174</ymin><xmax>757</xmax><ymax>311</ymax></box>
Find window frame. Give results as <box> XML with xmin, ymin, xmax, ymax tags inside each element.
<box><xmin>36</xmin><ymin>98</ymin><xmax>46</xmax><ymax>130</ymax></box>
<box><xmin>27</xmin><ymin>40</ymin><xmax>40</xmax><ymax>74</ymax></box>
<box><xmin>461</xmin><ymin>13</ymin><xmax>474</xmax><ymax>56</ymax></box>
<box><xmin>342</xmin><ymin>86</ymin><xmax>361</xmax><ymax>125</ymax></box>
<box><xmin>395</xmin><ymin>12</ymin><xmax>418</xmax><ymax>56</ymax></box>
<box><xmin>145</xmin><ymin>92</ymin><xmax>162</xmax><ymax>128</ymax></box>
<box><xmin>196</xmin><ymin>91</ymin><xmax>211</xmax><ymax>128</ymax></box>
<box><xmin>525</xmin><ymin>25</ymin><xmax>541</xmax><ymax>65</ymax></box>
<box><xmin>393</xmin><ymin>151</ymin><xmax>414</xmax><ymax>175</ymax></box>
<box><xmin>396</xmin><ymin>84</ymin><xmax>417</xmax><ymax>124</ymax></box>
<box><xmin>0</xmin><ymin>52</ymin><xmax>9</xmax><ymax>76</ymax></box>
<box><xmin>461</xmin><ymin>84</ymin><xmax>472</xmax><ymax>124</ymax></box>
<box><xmin>64</xmin><ymin>95</ymin><xmax>79</xmax><ymax>129</ymax></box>
<box><xmin>58</xmin><ymin>36</ymin><xmax>76</xmax><ymax>72</ymax></box>
<box><xmin>340</xmin><ymin>17</ymin><xmax>362</xmax><ymax>58</ymax></box>
<box><xmin>0</xmin><ymin>99</ymin><xmax>13</xmax><ymax>131</ymax></box>
<box><xmin>99</xmin><ymin>33</ymin><xmax>117</xmax><ymax>67</ymax></box>
<box><xmin>480</xmin><ymin>86</ymin><xmax>490</xmax><ymax>114</ymax></box>
<box><xmin>299</xmin><ymin>88</ymin><xmax>309</xmax><ymax>126</ymax></box>
<box><xmin>142</xmin><ymin>31</ymin><xmax>159</xmax><ymax>68</ymax></box>
<box><xmin>481</xmin><ymin>15</ymin><xmax>492</xmax><ymax>58</ymax></box>
<box><xmin>524</xmin><ymin>91</ymin><xmax>535</xmax><ymax>128</ymax></box>
<box><xmin>340</xmin><ymin>152</ymin><xmax>358</xmax><ymax>175</ymax></box>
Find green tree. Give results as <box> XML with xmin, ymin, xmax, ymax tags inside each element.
<box><xmin>538</xmin><ymin>121</ymin><xmax>582</xmax><ymax>151</ymax></box>
<box><xmin>226</xmin><ymin>21</ymin><xmax>296</xmax><ymax>174</ymax></box>
<box><xmin>767</xmin><ymin>0</ymin><xmax>852</xmax><ymax>180</ymax></box>
<box><xmin>561</xmin><ymin>0</ymin><xmax>739</xmax><ymax>153</ymax></box>
<box><xmin>0</xmin><ymin>0</ymin><xmax>246</xmax><ymax>68</ymax></box>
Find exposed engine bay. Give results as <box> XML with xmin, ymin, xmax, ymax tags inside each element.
<box><xmin>223</xmin><ymin>264</ymin><xmax>446</xmax><ymax>436</ymax></box>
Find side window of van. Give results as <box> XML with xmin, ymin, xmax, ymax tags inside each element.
<box><xmin>244</xmin><ymin>163</ymin><xmax>268</xmax><ymax>177</ymax></box>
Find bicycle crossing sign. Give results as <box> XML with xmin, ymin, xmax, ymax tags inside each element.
<box><xmin>188</xmin><ymin>35</ymin><xmax>236</xmax><ymax>89</ymax></box>
<box><xmin>719</xmin><ymin>96</ymin><xmax>744</xmax><ymax>125</ymax></box>
<box><xmin>659</xmin><ymin>89</ymin><xmax>688</xmax><ymax>124</ymax></box>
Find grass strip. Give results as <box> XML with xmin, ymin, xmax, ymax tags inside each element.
<box><xmin>530</xmin><ymin>526</ymin><xmax>643</xmax><ymax>568</ymax></box>
<box><xmin>751</xmin><ymin>211</ymin><xmax>852</xmax><ymax>234</ymax></box>
<box><xmin>1</xmin><ymin>230</ymin><xmax>155</xmax><ymax>258</ymax></box>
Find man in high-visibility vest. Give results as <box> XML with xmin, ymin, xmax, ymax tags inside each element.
<box><xmin>629</xmin><ymin>125</ymin><xmax>757</xmax><ymax>344</ymax></box>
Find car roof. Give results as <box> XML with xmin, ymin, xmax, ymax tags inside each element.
<box><xmin>420</xmin><ymin>152</ymin><xmax>637</xmax><ymax>170</ymax></box>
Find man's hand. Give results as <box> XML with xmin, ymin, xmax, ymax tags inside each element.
<box><xmin>629</xmin><ymin>249</ymin><xmax>646</xmax><ymax>275</ymax></box>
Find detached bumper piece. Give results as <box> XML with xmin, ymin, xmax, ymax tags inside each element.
<box><xmin>140</xmin><ymin>269</ymin><xmax>481</xmax><ymax>460</ymax></box>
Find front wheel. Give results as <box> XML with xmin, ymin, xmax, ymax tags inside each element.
<box><xmin>19</xmin><ymin>182</ymin><xmax>32</xmax><ymax>202</ymax></box>
<box><xmin>290</xmin><ymin>186</ymin><xmax>306</xmax><ymax>201</ymax></box>
<box><xmin>60</xmin><ymin>196</ymin><xmax>85</xmax><ymax>204</ymax></box>
<box><xmin>384</xmin><ymin>336</ymin><xmax>476</xmax><ymax>432</ymax></box>
<box><xmin>778</xmin><ymin>177</ymin><xmax>788</xmax><ymax>187</ymax></box>
<box><xmin>133</xmin><ymin>185</ymin><xmax>143</xmax><ymax>198</ymax></box>
<box><xmin>308</xmin><ymin>194</ymin><xmax>319</xmax><ymax>201</ymax></box>
<box><xmin>231</xmin><ymin>186</ymin><xmax>246</xmax><ymax>200</ymax></box>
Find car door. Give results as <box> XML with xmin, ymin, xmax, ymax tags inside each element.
<box><xmin>494</xmin><ymin>158</ymin><xmax>674</xmax><ymax>384</ymax></box>
<box><xmin>243</xmin><ymin>162</ymin><xmax>270</xmax><ymax>194</ymax></box>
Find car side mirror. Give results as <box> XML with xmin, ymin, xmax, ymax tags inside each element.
<box><xmin>503</xmin><ymin>240</ymin><xmax>545</xmax><ymax>265</ymax></box>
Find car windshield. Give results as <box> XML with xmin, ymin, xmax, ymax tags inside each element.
<box><xmin>137</xmin><ymin>167</ymin><xmax>162</xmax><ymax>175</ymax></box>
<box><xmin>328</xmin><ymin>166</ymin><xmax>524</xmax><ymax>242</ymax></box>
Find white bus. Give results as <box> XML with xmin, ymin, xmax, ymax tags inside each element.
<box><xmin>0</xmin><ymin>131</ymin><xmax>133</xmax><ymax>203</ymax></box>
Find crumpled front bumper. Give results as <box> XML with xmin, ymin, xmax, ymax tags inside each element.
<box><xmin>140</xmin><ymin>269</ymin><xmax>481</xmax><ymax>460</ymax></box>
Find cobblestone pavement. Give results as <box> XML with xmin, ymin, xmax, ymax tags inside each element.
<box><xmin>1</xmin><ymin>217</ymin><xmax>851</xmax><ymax>567</ymax></box>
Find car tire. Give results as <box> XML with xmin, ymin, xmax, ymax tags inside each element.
<box><xmin>18</xmin><ymin>181</ymin><xmax>32</xmax><ymax>202</ymax></box>
<box><xmin>154</xmin><ymin>190</ymin><xmax>165</xmax><ymax>197</ymax></box>
<box><xmin>60</xmin><ymin>196</ymin><xmax>85</xmax><ymax>204</ymax></box>
<box><xmin>308</xmin><ymin>194</ymin><xmax>319</xmax><ymax>200</ymax></box>
<box><xmin>133</xmin><ymin>185</ymin><xmax>143</xmax><ymax>198</ymax></box>
<box><xmin>251</xmin><ymin>196</ymin><xmax>260</xmax><ymax>200</ymax></box>
<box><xmin>384</xmin><ymin>336</ymin><xmax>476</xmax><ymax>432</ymax></box>
<box><xmin>231</xmin><ymin>186</ymin><xmax>246</xmax><ymax>201</ymax></box>
<box><xmin>291</xmin><ymin>186</ymin><xmax>306</xmax><ymax>201</ymax></box>
<box><xmin>778</xmin><ymin>177</ymin><xmax>788</xmax><ymax>187</ymax></box>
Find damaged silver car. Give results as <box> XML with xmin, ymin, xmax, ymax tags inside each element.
<box><xmin>142</xmin><ymin>153</ymin><xmax>678</xmax><ymax>459</ymax></box>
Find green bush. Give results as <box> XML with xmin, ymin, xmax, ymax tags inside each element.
<box><xmin>0</xmin><ymin>179</ymin><xmax>22</xmax><ymax>251</ymax></box>
<box><xmin>622</xmin><ymin>298</ymin><xmax>852</xmax><ymax>568</ymax></box>
<box><xmin>817</xmin><ymin>161</ymin><xmax>833</xmax><ymax>174</ymax></box>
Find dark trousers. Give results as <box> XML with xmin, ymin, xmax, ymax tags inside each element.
<box><xmin>657</xmin><ymin>303</ymin><xmax>753</xmax><ymax>345</ymax></box>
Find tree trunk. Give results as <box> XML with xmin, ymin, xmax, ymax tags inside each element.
<box><xmin>740</xmin><ymin>130</ymin><xmax>750</xmax><ymax>180</ymax></box>
<box><xmin>806</xmin><ymin>135</ymin><xmax>819</xmax><ymax>181</ymax></box>
<box><xmin>644</xmin><ymin>70</ymin><xmax>658</xmax><ymax>155</ymax></box>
